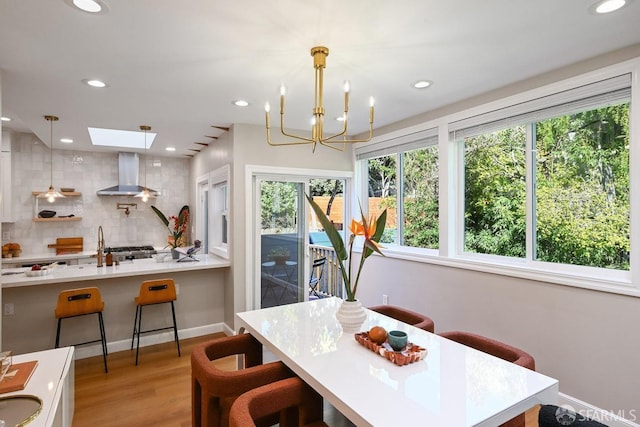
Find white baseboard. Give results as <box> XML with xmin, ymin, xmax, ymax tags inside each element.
<box><xmin>558</xmin><ymin>393</ymin><xmax>639</xmax><ymax>427</ymax></box>
<box><xmin>73</xmin><ymin>322</ymin><xmax>231</xmax><ymax>359</ymax></box>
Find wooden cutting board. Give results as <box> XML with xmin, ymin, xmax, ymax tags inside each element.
<box><xmin>47</xmin><ymin>237</ymin><xmax>83</xmax><ymax>254</ymax></box>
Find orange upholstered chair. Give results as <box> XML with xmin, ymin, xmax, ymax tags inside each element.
<box><xmin>368</xmin><ymin>304</ymin><xmax>435</xmax><ymax>332</ymax></box>
<box><xmin>191</xmin><ymin>333</ymin><xmax>294</xmax><ymax>427</ymax></box>
<box><xmin>439</xmin><ymin>331</ymin><xmax>535</xmax><ymax>427</ymax></box>
<box><xmin>229</xmin><ymin>377</ymin><xmax>327</xmax><ymax>427</ymax></box>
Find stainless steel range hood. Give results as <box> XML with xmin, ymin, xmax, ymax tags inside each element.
<box><xmin>96</xmin><ymin>152</ymin><xmax>160</xmax><ymax>197</ymax></box>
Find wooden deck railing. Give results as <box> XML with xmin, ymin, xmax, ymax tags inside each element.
<box><xmin>309</xmin><ymin>244</ymin><xmax>344</xmax><ymax>299</ymax></box>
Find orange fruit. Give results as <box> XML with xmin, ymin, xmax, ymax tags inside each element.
<box><xmin>369</xmin><ymin>326</ymin><xmax>388</xmax><ymax>344</ymax></box>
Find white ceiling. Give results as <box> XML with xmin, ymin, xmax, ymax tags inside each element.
<box><xmin>1</xmin><ymin>0</ymin><xmax>639</xmax><ymax>157</ymax></box>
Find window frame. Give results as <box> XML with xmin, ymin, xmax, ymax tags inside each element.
<box><xmin>208</xmin><ymin>164</ymin><xmax>230</xmax><ymax>259</ymax></box>
<box><xmin>354</xmin><ymin>57</ymin><xmax>640</xmax><ymax>297</ymax></box>
<box><xmin>356</xmin><ymin>128</ymin><xmax>440</xmax><ymax>252</ymax></box>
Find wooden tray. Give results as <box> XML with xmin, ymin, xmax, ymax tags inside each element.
<box><xmin>354</xmin><ymin>332</ymin><xmax>427</xmax><ymax>366</ymax></box>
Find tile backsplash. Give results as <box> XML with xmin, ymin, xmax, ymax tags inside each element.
<box><xmin>2</xmin><ymin>132</ymin><xmax>191</xmax><ymax>255</ymax></box>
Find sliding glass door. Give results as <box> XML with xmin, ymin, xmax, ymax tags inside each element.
<box><xmin>252</xmin><ymin>172</ymin><xmax>349</xmax><ymax>310</ymax></box>
<box><xmin>257</xmin><ymin>179</ymin><xmax>306</xmax><ymax>308</ymax></box>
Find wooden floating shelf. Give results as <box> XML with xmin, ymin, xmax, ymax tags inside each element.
<box><xmin>33</xmin><ymin>217</ymin><xmax>82</xmax><ymax>222</ymax></box>
<box><xmin>32</xmin><ymin>191</ymin><xmax>82</xmax><ymax>197</ymax></box>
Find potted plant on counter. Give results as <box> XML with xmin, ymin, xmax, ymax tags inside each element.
<box><xmin>151</xmin><ymin>205</ymin><xmax>189</xmax><ymax>259</ymax></box>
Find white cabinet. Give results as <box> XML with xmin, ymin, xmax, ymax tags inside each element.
<box><xmin>1</xmin><ymin>150</ymin><xmax>12</xmax><ymax>222</ymax></box>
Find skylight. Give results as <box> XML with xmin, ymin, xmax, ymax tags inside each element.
<box><xmin>88</xmin><ymin>127</ymin><xmax>156</xmax><ymax>149</ymax></box>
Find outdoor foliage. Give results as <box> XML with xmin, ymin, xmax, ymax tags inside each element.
<box><xmin>462</xmin><ymin>103</ymin><xmax>630</xmax><ymax>269</ymax></box>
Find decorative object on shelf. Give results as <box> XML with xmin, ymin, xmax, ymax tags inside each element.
<box><xmin>38</xmin><ymin>115</ymin><xmax>65</xmax><ymax>203</ymax></box>
<box><xmin>135</xmin><ymin>125</ymin><xmax>154</xmax><ymax>202</ymax></box>
<box><xmin>38</xmin><ymin>209</ymin><xmax>56</xmax><ymax>218</ymax></box>
<box><xmin>354</xmin><ymin>331</ymin><xmax>427</xmax><ymax>366</ymax></box>
<box><xmin>265</xmin><ymin>46</ymin><xmax>375</xmax><ymax>152</ymax></box>
<box><xmin>151</xmin><ymin>204</ymin><xmax>189</xmax><ymax>248</ymax></box>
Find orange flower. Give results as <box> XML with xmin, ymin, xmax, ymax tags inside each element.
<box><xmin>349</xmin><ymin>219</ymin><xmax>365</xmax><ymax>236</ymax></box>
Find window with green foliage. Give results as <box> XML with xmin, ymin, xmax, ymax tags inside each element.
<box><xmin>403</xmin><ymin>146</ymin><xmax>439</xmax><ymax>249</ymax></box>
<box><xmin>456</xmin><ymin>75</ymin><xmax>630</xmax><ymax>271</ymax></box>
<box><xmin>361</xmin><ymin>130</ymin><xmax>439</xmax><ymax>249</ymax></box>
<box><xmin>463</xmin><ymin>127</ymin><xmax>526</xmax><ymax>257</ymax></box>
<box><xmin>534</xmin><ymin>104</ymin><xmax>629</xmax><ymax>270</ymax></box>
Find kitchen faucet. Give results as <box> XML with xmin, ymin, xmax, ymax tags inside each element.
<box><xmin>97</xmin><ymin>225</ymin><xmax>105</xmax><ymax>267</ymax></box>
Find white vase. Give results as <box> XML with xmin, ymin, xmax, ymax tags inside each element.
<box><xmin>336</xmin><ymin>299</ymin><xmax>367</xmax><ymax>333</ymax></box>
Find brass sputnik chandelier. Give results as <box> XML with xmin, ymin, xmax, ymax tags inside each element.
<box><xmin>265</xmin><ymin>46</ymin><xmax>375</xmax><ymax>152</ymax></box>
<box><xmin>39</xmin><ymin>115</ymin><xmax>65</xmax><ymax>203</ymax></box>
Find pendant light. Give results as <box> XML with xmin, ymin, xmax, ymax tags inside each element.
<box><xmin>135</xmin><ymin>125</ymin><xmax>152</xmax><ymax>202</ymax></box>
<box><xmin>38</xmin><ymin>115</ymin><xmax>65</xmax><ymax>203</ymax></box>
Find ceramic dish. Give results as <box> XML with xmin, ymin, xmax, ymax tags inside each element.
<box><xmin>25</xmin><ymin>269</ymin><xmax>50</xmax><ymax>277</ymax></box>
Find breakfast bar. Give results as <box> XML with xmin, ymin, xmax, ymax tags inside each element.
<box><xmin>2</xmin><ymin>255</ymin><xmax>230</xmax><ymax>355</ymax></box>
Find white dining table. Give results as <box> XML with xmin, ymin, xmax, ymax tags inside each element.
<box><xmin>236</xmin><ymin>297</ymin><xmax>559</xmax><ymax>427</ymax></box>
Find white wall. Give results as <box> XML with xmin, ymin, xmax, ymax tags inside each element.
<box><xmin>354</xmin><ymin>254</ymin><xmax>640</xmax><ymax>421</ymax></box>
<box><xmin>190</xmin><ymin>123</ymin><xmax>354</xmax><ymax>328</ymax></box>
<box><xmin>2</xmin><ymin>134</ymin><xmax>190</xmax><ymax>254</ymax></box>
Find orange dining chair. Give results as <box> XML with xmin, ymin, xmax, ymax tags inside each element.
<box><xmin>439</xmin><ymin>330</ymin><xmax>535</xmax><ymax>427</ymax></box>
<box><xmin>55</xmin><ymin>286</ymin><xmax>108</xmax><ymax>373</ymax></box>
<box><xmin>191</xmin><ymin>333</ymin><xmax>295</xmax><ymax>427</ymax></box>
<box><xmin>229</xmin><ymin>377</ymin><xmax>327</xmax><ymax>427</ymax></box>
<box><xmin>131</xmin><ymin>278</ymin><xmax>180</xmax><ymax>365</ymax></box>
<box><xmin>368</xmin><ymin>304</ymin><xmax>435</xmax><ymax>332</ymax></box>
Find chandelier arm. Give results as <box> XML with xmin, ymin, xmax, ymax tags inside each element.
<box><xmin>277</xmin><ymin>111</ymin><xmax>315</xmax><ymax>143</ymax></box>
<box><xmin>322</xmin><ymin>124</ymin><xmax>374</xmax><ymax>144</ymax></box>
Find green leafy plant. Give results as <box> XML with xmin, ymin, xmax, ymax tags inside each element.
<box><xmin>306</xmin><ymin>194</ymin><xmax>386</xmax><ymax>301</ymax></box>
<box><xmin>151</xmin><ymin>205</ymin><xmax>189</xmax><ymax>248</ymax></box>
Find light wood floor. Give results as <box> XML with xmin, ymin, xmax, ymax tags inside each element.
<box><xmin>73</xmin><ymin>333</ymin><xmax>540</xmax><ymax>426</ymax></box>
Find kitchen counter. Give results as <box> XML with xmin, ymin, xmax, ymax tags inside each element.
<box><xmin>1</xmin><ymin>254</ymin><xmax>230</xmax><ymax>289</ymax></box>
<box><xmin>1</xmin><ymin>251</ymin><xmax>96</xmax><ymax>266</ymax></box>
<box><xmin>2</xmin><ymin>254</ymin><xmax>230</xmax><ymax>355</ymax></box>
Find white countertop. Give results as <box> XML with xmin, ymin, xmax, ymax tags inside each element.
<box><xmin>4</xmin><ymin>347</ymin><xmax>74</xmax><ymax>427</ymax></box>
<box><xmin>1</xmin><ymin>254</ymin><xmax>230</xmax><ymax>288</ymax></box>
<box><xmin>237</xmin><ymin>298</ymin><xmax>559</xmax><ymax>427</ymax></box>
<box><xmin>1</xmin><ymin>251</ymin><xmax>96</xmax><ymax>264</ymax></box>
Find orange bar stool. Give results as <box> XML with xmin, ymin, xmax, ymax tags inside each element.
<box><xmin>439</xmin><ymin>330</ymin><xmax>535</xmax><ymax>427</ymax></box>
<box><xmin>369</xmin><ymin>304</ymin><xmax>436</xmax><ymax>332</ymax></box>
<box><xmin>191</xmin><ymin>333</ymin><xmax>294</xmax><ymax>427</ymax></box>
<box><xmin>55</xmin><ymin>287</ymin><xmax>108</xmax><ymax>373</ymax></box>
<box><xmin>131</xmin><ymin>278</ymin><xmax>180</xmax><ymax>365</ymax></box>
<box><xmin>229</xmin><ymin>377</ymin><xmax>327</xmax><ymax>427</ymax></box>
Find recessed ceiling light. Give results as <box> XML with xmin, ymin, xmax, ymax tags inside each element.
<box><xmin>88</xmin><ymin>127</ymin><xmax>156</xmax><ymax>149</ymax></box>
<box><xmin>233</xmin><ymin>100</ymin><xmax>249</xmax><ymax>107</ymax></box>
<box><xmin>82</xmin><ymin>79</ymin><xmax>108</xmax><ymax>88</ymax></box>
<box><xmin>0</xmin><ymin>117</ymin><xmax>11</xmax><ymax>122</ymax></box>
<box><xmin>591</xmin><ymin>0</ymin><xmax>627</xmax><ymax>13</ymax></box>
<box><xmin>413</xmin><ymin>80</ymin><xmax>432</xmax><ymax>89</ymax></box>
<box><xmin>69</xmin><ymin>0</ymin><xmax>108</xmax><ymax>13</ymax></box>
<box><xmin>165</xmin><ymin>147</ymin><xmax>176</xmax><ymax>152</ymax></box>
<box><xmin>60</xmin><ymin>138</ymin><xmax>74</xmax><ymax>143</ymax></box>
